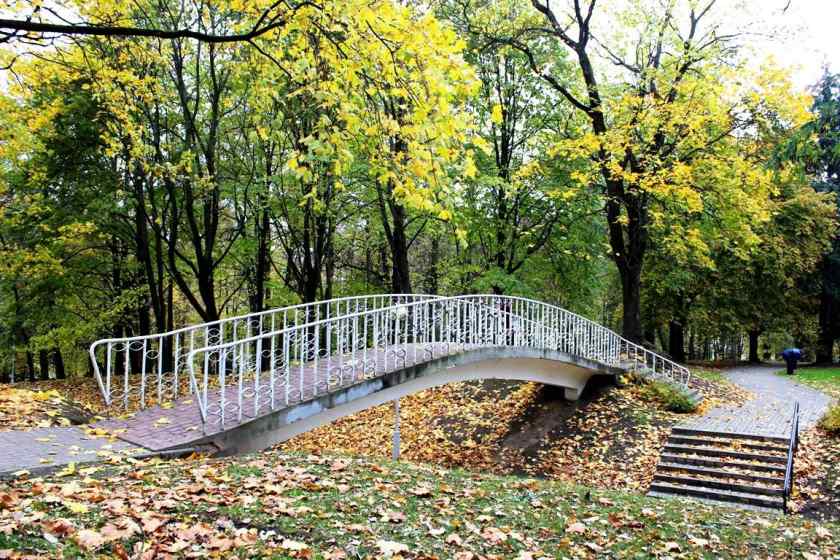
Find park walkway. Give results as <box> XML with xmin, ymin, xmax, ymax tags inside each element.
<box><xmin>678</xmin><ymin>364</ymin><xmax>831</xmax><ymax>437</ymax></box>
<box><xmin>649</xmin><ymin>364</ymin><xmax>833</xmax><ymax>511</ymax></box>
<box><xmin>0</xmin><ymin>426</ymin><xmax>142</xmax><ymax>478</ymax></box>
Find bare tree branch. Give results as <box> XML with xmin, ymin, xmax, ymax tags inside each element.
<box><xmin>0</xmin><ymin>1</ymin><xmax>321</xmax><ymax>45</ymax></box>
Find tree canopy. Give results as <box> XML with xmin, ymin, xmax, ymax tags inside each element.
<box><xmin>0</xmin><ymin>0</ymin><xmax>837</xmax><ymax>381</ymax></box>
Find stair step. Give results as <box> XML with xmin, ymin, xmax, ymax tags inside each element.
<box><xmin>656</xmin><ymin>462</ymin><xmax>784</xmax><ymax>486</ymax></box>
<box><xmin>671</xmin><ymin>427</ymin><xmax>788</xmax><ymax>444</ymax></box>
<box><xmin>652</xmin><ymin>473</ymin><xmax>784</xmax><ymax>496</ymax></box>
<box><xmin>649</xmin><ymin>481</ymin><xmax>784</xmax><ymax>510</ymax></box>
<box><xmin>668</xmin><ymin>435</ymin><xmax>788</xmax><ymax>454</ymax></box>
<box><xmin>646</xmin><ymin>491</ymin><xmax>782</xmax><ymax>513</ymax></box>
<box><xmin>663</xmin><ymin>444</ymin><xmax>786</xmax><ymax>463</ymax></box>
<box><xmin>659</xmin><ymin>454</ymin><xmax>787</xmax><ymax>474</ymax></box>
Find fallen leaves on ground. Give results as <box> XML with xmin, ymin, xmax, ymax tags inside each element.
<box><xmin>282</xmin><ymin>375</ymin><xmax>740</xmax><ymax>491</ymax></box>
<box><xmin>0</xmin><ymin>450</ymin><xmax>837</xmax><ymax>559</ymax></box>
<box><xmin>791</xmin><ymin>427</ymin><xmax>840</xmax><ymax>519</ymax></box>
<box><xmin>688</xmin><ymin>367</ymin><xmax>753</xmax><ymax>410</ymax></box>
<box><xmin>13</xmin><ymin>377</ymin><xmax>189</xmax><ymax>417</ymax></box>
<box><xmin>0</xmin><ymin>387</ymin><xmax>93</xmax><ymax>431</ymax></box>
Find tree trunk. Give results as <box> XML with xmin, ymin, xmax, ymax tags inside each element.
<box><xmin>39</xmin><ymin>350</ymin><xmax>50</xmax><ymax>381</ymax></box>
<box><xmin>390</xmin><ymin>224</ymin><xmax>412</xmax><ymax>294</ymax></box>
<box><xmin>668</xmin><ymin>321</ymin><xmax>686</xmax><ymax>362</ymax></box>
<box><xmin>52</xmin><ymin>348</ymin><xmax>65</xmax><ymax>380</ymax></box>
<box><xmin>383</xmin><ymin>193</ymin><xmax>412</xmax><ymax>294</ymax></box>
<box><xmin>748</xmin><ymin>330</ymin><xmax>761</xmax><ymax>364</ymax></box>
<box><xmin>605</xmin><ymin>194</ymin><xmax>654</xmax><ymax>343</ymax></box>
<box><xmin>380</xmin><ymin>99</ymin><xmax>412</xmax><ymax>296</ymax></box>
<box><xmin>26</xmin><ymin>352</ymin><xmax>35</xmax><ymax>382</ymax></box>
<box><xmin>816</xmin><ymin>288</ymin><xmax>837</xmax><ymax>364</ymax></box>
<box><xmin>620</xmin><ymin>260</ymin><xmax>643</xmax><ymax>343</ymax></box>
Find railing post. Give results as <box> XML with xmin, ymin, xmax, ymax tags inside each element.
<box><xmin>392</xmin><ymin>399</ymin><xmax>401</xmax><ymax>461</ymax></box>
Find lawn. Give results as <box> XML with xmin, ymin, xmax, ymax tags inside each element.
<box><xmin>778</xmin><ymin>367</ymin><xmax>840</xmax><ymax>400</ymax></box>
<box><xmin>0</xmin><ymin>450</ymin><xmax>838</xmax><ymax>559</ymax></box>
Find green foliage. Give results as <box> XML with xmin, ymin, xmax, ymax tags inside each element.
<box><xmin>0</xmin><ymin>0</ymin><xmax>836</xmax><ymax>378</ymax></box>
<box><xmin>639</xmin><ymin>380</ymin><xmax>697</xmax><ymax>413</ymax></box>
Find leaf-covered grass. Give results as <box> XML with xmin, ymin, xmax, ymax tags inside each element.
<box><xmin>0</xmin><ymin>450</ymin><xmax>838</xmax><ymax>559</ymax></box>
<box><xmin>638</xmin><ymin>380</ymin><xmax>697</xmax><ymax>413</ymax></box>
<box><xmin>820</xmin><ymin>403</ymin><xmax>840</xmax><ymax>434</ymax></box>
<box><xmin>777</xmin><ymin>367</ymin><xmax>840</xmax><ymax>400</ymax></box>
<box><xmin>282</xmin><ymin>378</ymin><xmax>702</xmax><ymax>492</ymax></box>
<box><xmin>691</xmin><ymin>367</ymin><xmax>727</xmax><ymax>383</ymax></box>
<box><xmin>793</xmin><ymin>428</ymin><xmax>840</xmax><ymax>519</ymax></box>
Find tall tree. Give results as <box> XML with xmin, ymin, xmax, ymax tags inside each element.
<box><xmin>464</xmin><ymin>0</ymin><xmax>814</xmax><ymax>342</ymax></box>
<box><xmin>794</xmin><ymin>72</ymin><xmax>840</xmax><ymax>364</ymax></box>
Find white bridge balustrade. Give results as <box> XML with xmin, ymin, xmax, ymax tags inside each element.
<box><xmin>89</xmin><ymin>294</ymin><xmax>691</xmax><ymax>447</ymax></box>
<box><xmin>88</xmin><ymin>295</ymin><xmax>441</xmax><ymax>410</ymax></box>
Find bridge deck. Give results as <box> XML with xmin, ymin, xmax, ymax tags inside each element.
<box><xmin>98</xmin><ymin>342</ymin><xmax>549</xmax><ymax>451</ymax></box>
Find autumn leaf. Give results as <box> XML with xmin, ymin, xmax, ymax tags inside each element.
<box><xmin>481</xmin><ymin>526</ymin><xmax>507</xmax><ymax>544</ymax></box>
<box><xmin>75</xmin><ymin>528</ymin><xmax>105</xmax><ymax>550</ymax></box>
<box><xmin>64</xmin><ymin>500</ymin><xmax>88</xmax><ymax>514</ymax></box>
<box><xmin>565</xmin><ymin>522</ymin><xmax>586</xmax><ymax>534</ymax></box>
<box><xmin>376</xmin><ymin>540</ymin><xmax>409</xmax><ymax>557</ymax></box>
<box><xmin>56</xmin><ymin>462</ymin><xmax>76</xmax><ymax>477</ymax></box>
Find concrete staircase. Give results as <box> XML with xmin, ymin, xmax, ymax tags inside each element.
<box><xmin>649</xmin><ymin>427</ymin><xmax>789</xmax><ymax>511</ymax></box>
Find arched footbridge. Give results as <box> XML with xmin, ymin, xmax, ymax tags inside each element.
<box><xmin>90</xmin><ymin>295</ymin><xmax>692</xmax><ymax>455</ymax></box>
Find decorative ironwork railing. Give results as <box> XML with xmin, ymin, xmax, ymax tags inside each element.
<box><xmin>183</xmin><ymin>295</ymin><xmax>691</xmax><ymax>429</ymax></box>
<box><xmin>89</xmin><ymin>295</ymin><xmax>442</xmax><ymax>410</ymax></box>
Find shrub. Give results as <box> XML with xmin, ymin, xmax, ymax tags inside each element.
<box><xmin>819</xmin><ymin>403</ymin><xmax>840</xmax><ymax>434</ymax></box>
<box><xmin>640</xmin><ymin>380</ymin><xmax>697</xmax><ymax>413</ymax></box>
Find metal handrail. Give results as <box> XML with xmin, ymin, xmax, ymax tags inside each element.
<box><xmin>89</xmin><ymin>294</ymin><xmax>444</xmax><ymax>409</ymax></box>
<box><xmin>185</xmin><ymin>294</ymin><xmax>691</xmax><ymax>427</ymax></box>
<box><xmin>783</xmin><ymin>401</ymin><xmax>800</xmax><ymax>514</ymax></box>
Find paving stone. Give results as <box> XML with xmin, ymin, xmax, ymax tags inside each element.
<box><xmin>678</xmin><ymin>365</ymin><xmax>831</xmax><ymax>437</ymax></box>
<box><xmin>0</xmin><ymin>426</ymin><xmax>142</xmax><ymax>477</ymax></box>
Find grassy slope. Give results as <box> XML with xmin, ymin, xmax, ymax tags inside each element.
<box><xmin>0</xmin><ymin>451</ymin><xmax>838</xmax><ymax>559</ymax></box>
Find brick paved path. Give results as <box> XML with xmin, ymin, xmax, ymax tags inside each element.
<box><xmin>678</xmin><ymin>365</ymin><xmax>832</xmax><ymax>437</ymax></box>
<box><xmin>0</xmin><ymin>427</ymin><xmax>142</xmax><ymax>478</ymax></box>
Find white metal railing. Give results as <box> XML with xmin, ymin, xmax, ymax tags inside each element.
<box><xmin>185</xmin><ymin>295</ymin><xmax>691</xmax><ymax>429</ymax></box>
<box><xmin>88</xmin><ymin>294</ymin><xmax>442</xmax><ymax>410</ymax></box>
